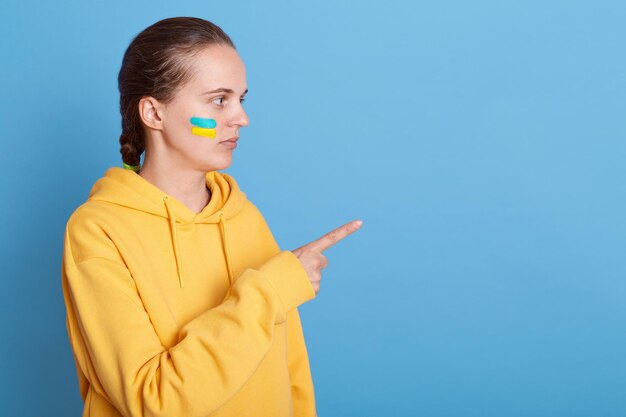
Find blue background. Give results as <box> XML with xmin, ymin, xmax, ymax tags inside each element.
<box><xmin>2</xmin><ymin>0</ymin><xmax>626</xmax><ymax>415</ymax></box>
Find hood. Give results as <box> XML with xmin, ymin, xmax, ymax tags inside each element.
<box><xmin>88</xmin><ymin>167</ymin><xmax>248</xmax><ymax>289</ymax></box>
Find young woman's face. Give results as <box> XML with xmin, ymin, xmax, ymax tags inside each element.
<box><xmin>158</xmin><ymin>44</ymin><xmax>249</xmax><ymax>171</ymax></box>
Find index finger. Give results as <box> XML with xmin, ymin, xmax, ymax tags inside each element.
<box><xmin>308</xmin><ymin>220</ymin><xmax>363</xmax><ymax>252</ymax></box>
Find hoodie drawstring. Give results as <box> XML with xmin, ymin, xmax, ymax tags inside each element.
<box><xmin>162</xmin><ymin>196</ymin><xmax>185</xmax><ymax>288</ymax></box>
<box><xmin>218</xmin><ymin>212</ymin><xmax>234</xmax><ymax>286</ymax></box>
<box><xmin>162</xmin><ymin>195</ymin><xmax>234</xmax><ymax>289</ymax></box>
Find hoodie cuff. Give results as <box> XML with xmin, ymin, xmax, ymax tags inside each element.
<box><xmin>260</xmin><ymin>250</ymin><xmax>316</xmax><ymax>319</ymax></box>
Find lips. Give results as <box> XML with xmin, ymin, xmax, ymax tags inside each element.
<box><xmin>221</xmin><ymin>137</ymin><xmax>239</xmax><ymax>143</ymax></box>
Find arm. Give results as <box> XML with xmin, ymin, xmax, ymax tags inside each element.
<box><xmin>286</xmin><ymin>307</ymin><xmax>318</xmax><ymax>417</ymax></box>
<box><xmin>62</xmin><ymin>224</ymin><xmax>316</xmax><ymax>417</ymax></box>
<box><xmin>241</xmin><ymin>201</ymin><xmax>318</xmax><ymax>414</ymax></box>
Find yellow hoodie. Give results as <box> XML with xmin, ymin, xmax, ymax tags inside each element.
<box><xmin>61</xmin><ymin>167</ymin><xmax>318</xmax><ymax>417</ymax></box>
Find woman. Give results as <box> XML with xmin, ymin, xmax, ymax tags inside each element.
<box><xmin>61</xmin><ymin>16</ymin><xmax>362</xmax><ymax>417</ymax></box>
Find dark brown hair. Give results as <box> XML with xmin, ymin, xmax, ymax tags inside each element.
<box><xmin>118</xmin><ymin>17</ymin><xmax>235</xmax><ymax>168</ymax></box>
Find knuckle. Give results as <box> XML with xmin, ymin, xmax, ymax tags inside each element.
<box><xmin>315</xmin><ymin>257</ymin><xmax>324</xmax><ymax>269</ymax></box>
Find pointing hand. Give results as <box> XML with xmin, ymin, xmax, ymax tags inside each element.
<box><xmin>290</xmin><ymin>220</ymin><xmax>363</xmax><ymax>295</ymax></box>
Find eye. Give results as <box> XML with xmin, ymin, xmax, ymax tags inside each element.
<box><xmin>240</xmin><ymin>97</ymin><xmax>246</xmax><ymax>104</ymax></box>
<box><xmin>212</xmin><ymin>96</ymin><xmax>225</xmax><ymax>106</ymax></box>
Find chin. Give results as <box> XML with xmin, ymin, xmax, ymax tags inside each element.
<box><xmin>201</xmin><ymin>156</ymin><xmax>233</xmax><ymax>172</ymax></box>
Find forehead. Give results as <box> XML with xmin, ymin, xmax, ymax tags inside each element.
<box><xmin>186</xmin><ymin>44</ymin><xmax>246</xmax><ymax>91</ymax></box>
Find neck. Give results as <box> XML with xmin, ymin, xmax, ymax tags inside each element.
<box><xmin>138</xmin><ymin>156</ymin><xmax>211</xmax><ymax>214</ymax></box>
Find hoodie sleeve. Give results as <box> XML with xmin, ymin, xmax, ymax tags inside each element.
<box><xmin>286</xmin><ymin>307</ymin><xmax>318</xmax><ymax>417</ymax></box>
<box><xmin>245</xmin><ymin>202</ymin><xmax>319</xmax><ymax>416</ymax></box>
<box><xmin>62</xmin><ymin>221</ymin><xmax>316</xmax><ymax>417</ymax></box>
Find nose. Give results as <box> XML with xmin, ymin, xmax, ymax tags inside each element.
<box><xmin>230</xmin><ymin>104</ymin><xmax>249</xmax><ymax>128</ymax></box>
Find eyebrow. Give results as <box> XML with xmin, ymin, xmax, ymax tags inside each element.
<box><xmin>201</xmin><ymin>88</ymin><xmax>248</xmax><ymax>95</ymax></box>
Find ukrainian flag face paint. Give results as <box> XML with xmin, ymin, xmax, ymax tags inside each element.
<box><xmin>190</xmin><ymin>116</ymin><xmax>217</xmax><ymax>139</ymax></box>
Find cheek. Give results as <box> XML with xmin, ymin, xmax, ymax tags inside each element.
<box><xmin>189</xmin><ymin>116</ymin><xmax>218</xmax><ymax>139</ymax></box>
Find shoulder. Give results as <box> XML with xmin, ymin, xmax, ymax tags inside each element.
<box><xmin>64</xmin><ymin>200</ymin><xmax>125</xmax><ymax>267</ymax></box>
<box><xmin>66</xmin><ymin>199</ymin><xmax>126</xmax><ymax>237</ymax></box>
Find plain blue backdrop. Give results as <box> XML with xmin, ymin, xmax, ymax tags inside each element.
<box><xmin>2</xmin><ymin>0</ymin><xmax>626</xmax><ymax>416</ymax></box>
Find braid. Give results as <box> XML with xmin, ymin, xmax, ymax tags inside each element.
<box><xmin>119</xmin><ymin>131</ymin><xmax>143</xmax><ymax>171</ymax></box>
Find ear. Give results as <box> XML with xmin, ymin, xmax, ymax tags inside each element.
<box><xmin>138</xmin><ymin>96</ymin><xmax>165</xmax><ymax>130</ymax></box>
